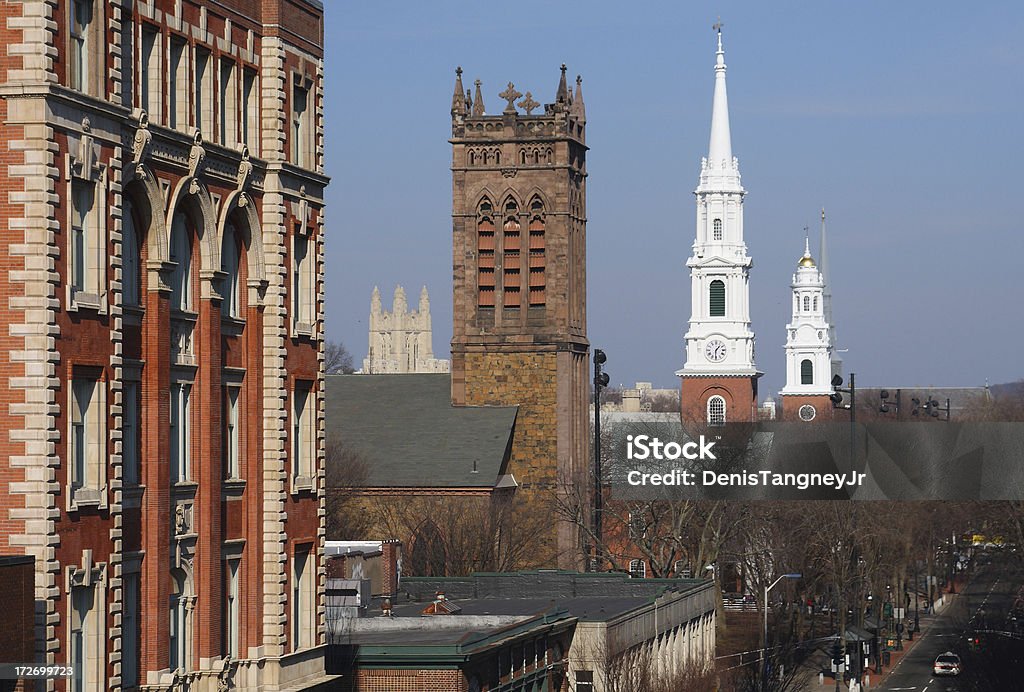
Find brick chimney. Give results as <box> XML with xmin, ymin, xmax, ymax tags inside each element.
<box><xmin>381</xmin><ymin>538</ymin><xmax>401</xmax><ymax>597</ymax></box>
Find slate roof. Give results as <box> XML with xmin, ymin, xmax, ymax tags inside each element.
<box><xmin>325</xmin><ymin>374</ymin><xmax>517</xmax><ymax>488</ymax></box>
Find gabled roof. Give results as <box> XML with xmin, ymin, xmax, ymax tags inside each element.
<box><xmin>325</xmin><ymin>374</ymin><xmax>517</xmax><ymax>488</ymax></box>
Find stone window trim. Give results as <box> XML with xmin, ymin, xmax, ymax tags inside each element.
<box><xmin>67</xmin><ymin>0</ymin><xmax>104</xmax><ymax>96</ymax></box>
<box><xmin>289</xmin><ymin>380</ymin><xmax>316</xmax><ymax>495</ymax></box>
<box><xmin>139</xmin><ymin>22</ymin><xmax>163</xmax><ymax>123</ymax></box>
<box><xmin>65</xmin><ymin>150</ymin><xmax>109</xmax><ymax>314</ymax></box>
<box><xmin>64</xmin><ymin>551</ymin><xmax>107</xmax><ymax>692</ymax></box>
<box><xmin>289</xmin><ymin>200</ymin><xmax>317</xmax><ymax>338</ymax></box>
<box><xmin>289</xmin><ymin>71</ymin><xmax>317</xmax><ymax>169</ymax></box>
<box><xmin>291</xmin><ymin>543</ymin><xmax>316</xmax><ymax>651</ymax></box>
<box><xmin>67</xmin><ymin>365</ymin><xmax>108</xmax><ymax>513</ymax></box>
<box><xmin>121</xmin><ymin>377</ymin><xmax>142</xmax><ymax>490</ymax></box>
<box><xmin>223</xmin><ymin>383</ymin><xmax>242</xmax><ymax>481</ymax></box>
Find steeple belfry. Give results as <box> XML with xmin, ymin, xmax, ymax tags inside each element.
<box><xmin>679</xmin><ymin>24</ymin><xmax>760</xmax><ymax>426</ymax></box>
<box><xmin>779</xmin><ymin>233</ymin><xmax>835</xmax><ymax>422</ymax></box>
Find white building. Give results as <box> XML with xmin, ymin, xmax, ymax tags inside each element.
<box><xmin>362</xmin><ymin>285</ymin><xmax>450</xmax><ymax>374</ymax></box>
<box><xmin>678</xmin><ymin>27</ymin><xmax>761</xmax><ymax>424</ymax></box>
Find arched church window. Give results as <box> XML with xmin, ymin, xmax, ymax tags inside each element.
<box><xmin>713</xmin><ymin>218</ymin><xmax>723</xmax><ymax>241</ymax></box>
<box><xmin>813</xmin><ymin>296</ymin><xmax>818</xmax><ymax>312</ymax></box>
<box><xmin>477</xmin><ymin>199</ymin><xmax>495</xmax><ymax>308</ymax></box>
<box><xmin>802</xmin><ymin>296</ymin><xmax>810</xmax><ymax>312</ymax></box>
<box><xmin>707</xmin><ymin>396</ymin><xmax>726</xmax><ymax>426</ymax></box>
<box><xmin>709</xmin><ymin>280</ymin><xmax>725</xmax><ymax>317</ymax></box>
<box><xmin>528</xmin><ymin>198</ymin><xmax>546</xmax><ymax>308</ymax></box>
<box><xmin>801</xmin><ymin>359</ymin><xmax>813</xmax><ymax>385</ymax></box>
<box><xmin>502</xmin><ymin>200</ymin><xmax>521</xmax><ymax>310</ymax></box>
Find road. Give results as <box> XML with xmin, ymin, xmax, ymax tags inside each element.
<box><xmin>881</xmin><ymin>555</ymin><xmax>1023</xmax><ymax>692</ymax></box>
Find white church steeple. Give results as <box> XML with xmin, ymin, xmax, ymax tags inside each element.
<box><xmin>679</xmin><ymin>24</ymin><xmax>760</xmax><ymax>425</ymax></box>
<box><xmin>780</xmin><ymin>234</ymin><xmax>833</xmax><ymax>397</ymax></box>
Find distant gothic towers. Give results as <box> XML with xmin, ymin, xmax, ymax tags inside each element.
<box><xmin>679</xmin><ymin>28</ymin><xmax>761</xmax><ymax>425</ymax></box>
<box><xmin>449</xmin><ymin>64</ymin><xmax>589</xmax><ymax>567</ymax></box>
<box><xmin>363</xmin><ymin>285</ymin><xmax>450</xmax><ymax>374</ymax></box>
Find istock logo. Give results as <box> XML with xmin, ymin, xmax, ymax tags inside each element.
<box><xmin>626</xmin><ymin>434</ymin><xmax>717</xmax><ymax>461</ymax></box>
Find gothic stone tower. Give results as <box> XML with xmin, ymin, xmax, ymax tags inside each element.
<box><xmin>450</xmin><ymin>66</ymin><xmax>589</xmax><ymax>568</ymax></box>
<box><xmin>679</xmin><ymin>28</ymin><xmax>761</xmax><ymax>425</ymax></box>
<box><xmin>779</xmin><ymin>238</ymin><xmax>836</xmax><ymax>422</ymax></box>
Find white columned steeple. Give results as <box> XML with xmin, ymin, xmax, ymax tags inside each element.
<box><xmin>780</xmin><ymin>237</ymin><xmax>833</xmax><ymax>396</ymax></box>
<box><xmin>678</xmin><ymin>25</ymin><xmax>757</xmax><ymax>378</ymax></box>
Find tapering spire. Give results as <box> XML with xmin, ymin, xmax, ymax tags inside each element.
<box><xmin>471</xmin><ymin>79</ymin><xmax>485</xmax><ymax>117</ymax></box>
<box><xmin>804</xmin><ymin>233</ymin><xmax>811</xmax><ymax>258</ymax></box>
<box><xmin>451</xmin><ymin>66</ymin><xmax>466</xmax><ymax>116</ymax></box>
<box><xmin>419</xmin><ymin>285</ymin><xmax>430</xmax><ymax>311</ymax></box>
<box><xmin>555</xmin><ymin>63</ymin><xmax>569</xmax><ymax>107</ymax></box>
<box><xmin>571</xmin><ymin>74</ymin><xmax>586</xmax><ymax>121</ymax></box>
<box><xmin>818</xmin><ymin>208</ymin><xmax>830</xmax><ymax>288</ymax></box>
<box><xmin>393</xmin><ymin>285</ymin><xmax>407</xmax><ymax>314</ymax></box>
<box><xmin>371</xmin><ymin>285</ymin><xmax>382</xmax><ymax>314</ymax></box>
<box><xmin>708</xmin><ymin>22</ymin><xmax>734</xmax><ymax>171</ymax></box>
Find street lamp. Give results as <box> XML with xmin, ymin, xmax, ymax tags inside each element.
<box><xmin>762</xmin><ymin>573</ymin><xmax>801</xmax><ymax>689</ymax></box>
<box><xmin>911</xmin><ymin>395</ymin><xmax>951</xmax><ymax>422</ymax></box>
<box><xmin>879</xmin><ymin>389</ymin><xmax>901</xmax><ymax>420</ymax></box>
<box><xmin>592</xmin><ymin>349</ymin><xmax>609</xmax><ymax>571</ymax></box>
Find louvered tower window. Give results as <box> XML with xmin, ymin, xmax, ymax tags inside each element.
<box><xmin>502</xmin><ymin>199</ymin><xmax>521</xmax><ymax>309</ymax></box>
<box><xmin>528</xmin><ymin>198</ymin><xmax>546</xmax><ymax>307</ymax></box>
<box><xmin>477</xmin><ymin>199</ymin><xmax>495</xmax><ymax>307</ymax></box>
<box><xmin>801</xmin><ymin>359</ymin><xmax>814</xmax><ymax>385</ymax></box>
<box><xmin>709</xmin><ymin>279</ymin><xmax>725</xmax><ymax>317</ymax></box>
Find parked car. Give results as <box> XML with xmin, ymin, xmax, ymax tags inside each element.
<box><xmin>933</xmin><ymin>652</ymin><xmax>961</xmax><ymax>676</ymax></box>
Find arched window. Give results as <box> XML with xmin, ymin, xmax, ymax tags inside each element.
<box><xmin>477</xmin><ymin>199</ymin><xmax>495</xmax><ymax>308</ymax></box>
<box><xmin>502</xmin><ymin>199</ymin><xmax>521</xmax><ymax>310</ymax></box>
<box><xmin>169</xmin><ymin>212</ymin><xmax>192</xmax><ymax>311</ymax></box>
<box><xmin>709</xmin><ymin>280</ymin><xmax>725</xmax><ymax>317</ymax></box>
<box><xmin>123</xmin><ymin>198</ymin><xmax>140</xmax><ymax>306</ymax></box>
<box><xmin>713</xmin><ymin>218</ymin><xmax>723</xmax><ymax>240</ymax></box>
<box><xmin>813</xmin><ymin>296</ymin><xmax>818</xmax><ymax>312</ymax></box>
<box><xmin>801</xmin><ymin>359</ymin><xmax>813</xmax><ymax>385</ymax></box>
<box><xmin>707</xmin><ymin>395</ymin><xmax>726</xmax><ymax>426</ymax></box>
<box><xmin>528</xmin><ymin>198</ymin><xmax>546</xmax><ymax>308</ymax></box>
<box><xmin>628</xmin><ymin>559</ymin><xmax>646</xmax><ymax>579</ymax></box>
<box><xmin>802</xmin><ymin>295</ymin><xmax>810</xmax><ymax>312</ymax></box>
<box><xmin>221</xmin><ymin>223</ymin><xmax>240</xmax><ymax>317</ymax></box>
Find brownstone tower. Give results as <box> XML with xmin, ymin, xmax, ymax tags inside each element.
<box><xmin>450</xmin><ymin>66</ymin><xmax>589</xmax><ymax>567</ymax></box>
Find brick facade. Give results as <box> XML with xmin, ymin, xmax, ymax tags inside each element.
<box><xmin>449</xmin><ymin>67</ymin><xmax>590</xmax><ymax>569</ymax></box>
<box><xmin>0</xmin><ymin>1</ymin><xmax>329</xmax><ymax>690</ymax></box>
<box><xmin>778</xmin><ymin>394</ymin><xmax>835</xmax><ymax>423</ymax></box>
<box><xmin>680</xmin><ymin>375</ymin><xmax>759</xmax><ymax>425</ymax></box>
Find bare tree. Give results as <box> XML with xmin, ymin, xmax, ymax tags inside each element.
<box><xmin>325</xmin><ymin>340</ymin><xmax>356</xmax><ymax>375</ymax></box>
<box><xmin>324</xmin><ymin>436</ymin><xmax>373</xmax><ymax>540</ymax></box>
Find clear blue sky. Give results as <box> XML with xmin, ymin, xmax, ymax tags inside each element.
<box><xmin>323</xmin><ymin>2</ymin><xmax>1024</xmax><ymax>396</ymax></box>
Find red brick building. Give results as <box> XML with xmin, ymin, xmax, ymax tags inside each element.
<box><xmin>0</xmin><ymin>1</ymin><xmax>330</xmax><ymax>689</ymax></box>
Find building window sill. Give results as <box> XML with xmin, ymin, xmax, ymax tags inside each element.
<box><xmin>291</xmin><ymin>475</ymin><xmax>313</xmax><ymax>494</ymax></box>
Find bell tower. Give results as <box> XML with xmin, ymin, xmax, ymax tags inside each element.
<box><xmin>779</xmin><ymin>236</ymin><xmax>835</xmax><ymax>422</ymax></box>
<box><xmin>450</xmin><ymin>65</ymin><xmax>589</xmax><ymax>567</ymax></box>
<box><xmin>678</xmin><ymin>26</ymin><xmax>761</xmax><ymax>425</ymax></box>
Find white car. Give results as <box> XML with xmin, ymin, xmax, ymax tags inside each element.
<box><xmin>933</xmin><ymin>652</ymin><xmax>961</xmax><ymax>676</ymax></box>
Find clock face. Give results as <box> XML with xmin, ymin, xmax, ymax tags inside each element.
<box><xmin>705</xmin><ymin>339</ymin><xmax>727</xmax><ymax>363</ymax></box>
<box><xmin>799</xmin><ymin>404</ymin><xmax>817</xmax><ymax>422</ymax></box>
